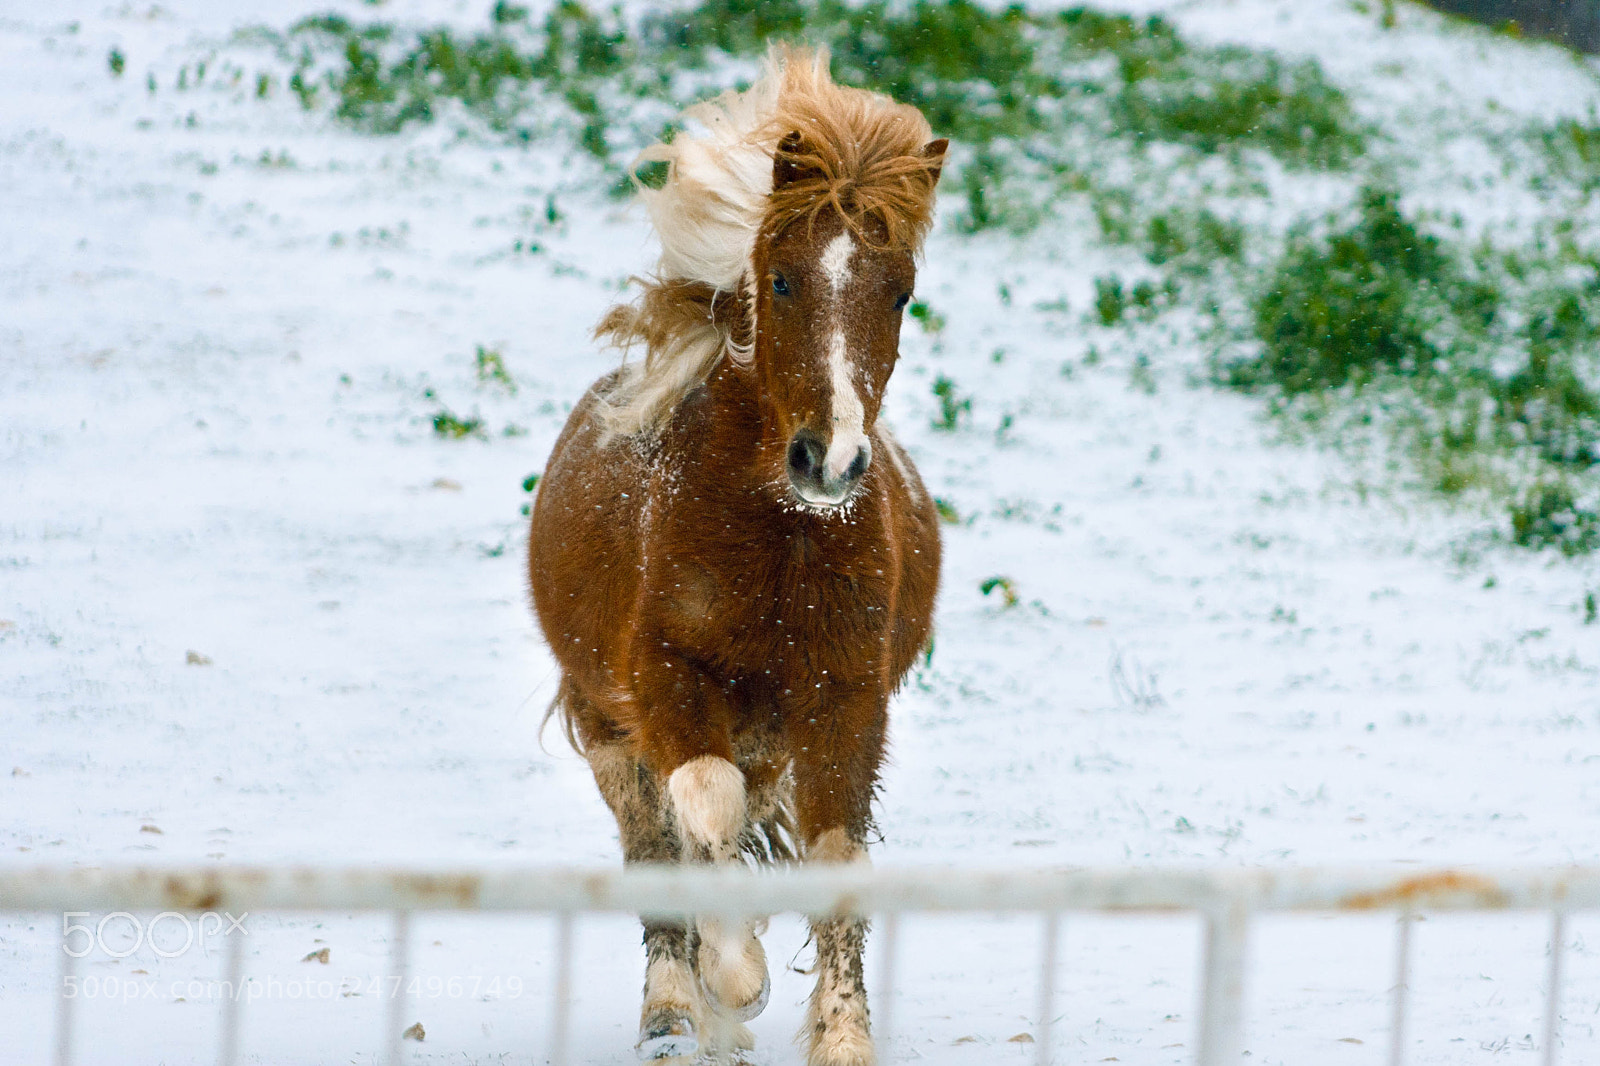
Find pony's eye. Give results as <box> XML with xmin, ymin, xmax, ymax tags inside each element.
<box><xmin>893</xmin><ymin>292</ymin><xmax>911</xmax><ymax>311</ymax></box>
<box><xmin>772</xmin><ymin>273</ymin><xmax>790</xmax><ymax>297</ymax></box>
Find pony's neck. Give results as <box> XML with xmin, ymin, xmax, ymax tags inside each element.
<box><xmin>701</xmin><ymin>354</ymin><xmax>762</xmax><ymax>439</ymax></box>
<box><xmin>693</xmin><ymin>356</ymin><xmax>779</xmax><ymax>499</ymax></box>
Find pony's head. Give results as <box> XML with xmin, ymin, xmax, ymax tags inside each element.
<box><xmin>753</xmin><ymin>126</ymin><xmax>945</xmax><ymax>509</ymax></box>
<box><xmin>597</xmin><ymin>47</ymin><xmax>946</xmax><ymax>512</ymax></box>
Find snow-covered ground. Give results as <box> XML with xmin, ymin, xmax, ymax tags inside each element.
<box><xmin>3</xmin><ymin>0</ymin><xmax>1600</xmax><ymax>1062</ymax></box>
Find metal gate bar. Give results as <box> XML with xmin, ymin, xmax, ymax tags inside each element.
<box><xmin>551</xmin><ymin>910</ymin><xmax>574</xmax><ymax>1066</ymax></box>
<box><xmin>1034</xmin><ymin>911</ymin><xmax>1060</xmax><ymax>1066</ymax></box>
<box><xmin>1544</xmin><ymin>911</ymin><xmax>1567</xmax><ymax>1066</ymax></box>
<box><xmin>1197</xmin><ymin>896</ymin><xmax>1249</xmax><ymax>1065</ymax></box>
<box><xmin>1389</xmin><ymin>912</ymin><xmax>1414</xmax><ymax>1066</ymax></box>
<box><xmin>5</xmin><ymin>863</ymin><xmax>1593</xmax><ymax>1066</ymax></box>
<box><xmin>218</xmin><ymin>928</ymin><xmax>243</xmax><ymax>1066</ymax></box>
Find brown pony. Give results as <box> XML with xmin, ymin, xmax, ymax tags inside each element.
<box><xmin>528</xmin><ymin>47</ymin><xmax>946</xmax><ymax>1066</ymax></box>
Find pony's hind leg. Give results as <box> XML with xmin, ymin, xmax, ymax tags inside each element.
<box><xmin>584</xmin><ymin>736</ymin><xmax>705</xmax><ymax>1061</ymax></box>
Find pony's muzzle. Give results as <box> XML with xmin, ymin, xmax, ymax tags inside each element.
<box><xmin>787</xmin><ymin>429</ymin><xmax>869</xmax><ymax>506</ymax></box>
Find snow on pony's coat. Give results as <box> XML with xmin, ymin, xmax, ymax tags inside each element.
<box><xmin>594</xmin><ymin>45</ymin><xmax>943</xmax><ymax>439</ymax></box>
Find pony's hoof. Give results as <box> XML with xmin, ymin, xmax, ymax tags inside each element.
<box><xmin>701</xmin><ymin>966</ymin><xmax>770</xmax><ymax>1022</ymax></box>
<box><xmin>637</xmin><ymin>1010</ymin><xmax>698</xmax><ymax>1061</ymax></box>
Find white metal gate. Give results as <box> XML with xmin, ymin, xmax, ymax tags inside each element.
<box><xmin>4</xmin><ymin>863</ymin><xmax>1596</xmax><ymax>1066</ymax></box>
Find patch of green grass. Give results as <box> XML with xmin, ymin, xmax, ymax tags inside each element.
<box><xmin>1222</xmin><ymin>187</ymin><xmax>1600</xmax><ymax>554</ymax></box>
<box><xmin>493</xmin><ymin>1</ymin><xmax>530</xmax><ymax>25</ymax></box>
<box><xmin>431</xmin><ymin>408</ymin><xmax>485</xmax><ymax>439</ymax></box>
<box><xmin>1093</xmin><ymin>274</ymin><xmax>1169</xmax><ymax>326</ymax></box>
<box><xmin>980</xmin><ymin>575</ymin><xmax>1020</xmax><ymax>608</ymax></box>
<box><xmin>1532</xmin><ymin>115</ymin><xmax>1600</xmax><ymax>197</ymax></box>
<box><xmin>1058</xmin><ymin>8</ymin><xmax>1364</xmax><ymax>168</ymax></box>
<box><xmin>930</xmin><ymin>374</ymin><xmax>971</xmax><ymax>431</ymax></box>
<box><xmin>347</xmin><ymin>27</ymin><xmax>540</xmax><ymax>133</ymax></box>
<box><xmin>1509</xmin><ymin>481</ymin><xmax>1599</xmax><ymax>555</ymax></box>
<box><xmin>827</xmin><ymin>0</ymin><xmax>1040</xmax><ymax>147</ymax></box>
<box><xmin>1128</xmin><ymin>353</ymin><xmax>1157</xmax><ymax>394</ymax></box>
<box><xmin>267</xmin><ymin>0</ymin><xmax>1362</xmax><ymax>208</ymax></box>
<box><xmin>1115</xmin><ymin>48</ymin><xmax>1362</xmax><ymax>168</ymax></box>
<box><xmin>1094</xmin><ymin>273</ymin><xmax>1132</xmax><ymax>323</ymax></box>
<box><xmin>953</xmin><ymin>149</ymin><xmax>1037</xmax><ymax>234</ymax></box>
<box><xmin>1502</xmin><ymin>289</ymin><xmax>1600</xmax><ymax>470</ymax></box>
<box><xmin>288</xmin><ymin>69</ymin><xmax>318</xmax><ymax>109</ymax></box>
<box><xmin>1143</xmin><ymin>206</ymin><xmax>1244</xmax><ymax>268</ymax></box>
<box><xmin>907</xmin><ymin>300</ymin><xmax>945</xmax><ymax>335</ymax></box>
<box><xmin>475</xmin><ymin>345</ymin><xmax>516</xmax><ymax>394</ymax></box>
<box><xmin>1229</xmin><ymin>188</ymin><xmax>1476</xmax><ymax>394</ymax></box>
<box><xmin>1094</xmin><ymin>275</ymin><xmax>1128</xmax><ymax>326</ymax></box>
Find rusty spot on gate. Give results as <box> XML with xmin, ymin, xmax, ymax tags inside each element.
<box><xmin>162</xmin><ymin>874</ymin><xmax>222</xmax><ymax>911</ymax></box>
<box><xmin>1341</xmin><ymin>871</ymin><xmax>1508</xmax><ymax>910</ymax></box>
<box><xmin>399</xmin><ymin>874</ymin><xmax>481</xmax><ymax>908</ymax></box>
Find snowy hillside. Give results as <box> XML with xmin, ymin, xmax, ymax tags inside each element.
<box><xmin>2</xmin><ymin>0</ymin><xmax>1599</xmax><ymax>1062</ymax></box>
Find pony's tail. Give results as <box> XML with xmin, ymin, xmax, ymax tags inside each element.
<box><xmin>540</xmin><ymin>675</ymin><xmax>587</xmax><ymax>756</ymax></box>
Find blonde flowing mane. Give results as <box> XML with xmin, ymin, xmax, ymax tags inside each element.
<box><xmin>595</xmin><ymin>46</ymin><xmax>944</xmax><ymax>439</ymax></box>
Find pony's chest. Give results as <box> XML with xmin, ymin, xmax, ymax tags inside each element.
<box><xmin>660</xmin><ymin>529</ymin><xmax>895</xmax><ymax>659</ymax></box>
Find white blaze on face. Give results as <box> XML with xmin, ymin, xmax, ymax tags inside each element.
<box><xmin>819</xmin><ymin>231</ymin><xmax>855</xmax><ymax>293</ymax></box>
<box><xmin>819</xmin><ymin>232</ymin><xmax>870</xmax><ymax>486</ymax></box>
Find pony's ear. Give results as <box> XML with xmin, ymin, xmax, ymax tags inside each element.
<box><xmin>773</xmin><ymin>130</ymin><xmax>824</xmax><ymax>190</ymax></box>
<box><xmin>922</xmin><ymin>138</ymin><xmax>950</xmax><ymax>188</ymax></box>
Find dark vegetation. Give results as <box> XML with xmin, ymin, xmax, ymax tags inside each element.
<box><xmin>1420</xmin><ymin>0</ymin><xmax>1600</xmax><ymax>53</ymax></box>
<box><xmin>930</xmin><ymin>374</ymin><xmax>971</xmax><ymax>431</ymax></box>
<box><xmin>264</xmin><ymin>0</ymin><xmax>1364</xmax><ymax>204</ymax></box>
<box><xmin>1228</xmin><ymin>188</ymin><xmax>1600</xmax><ymax>554</ymax></box>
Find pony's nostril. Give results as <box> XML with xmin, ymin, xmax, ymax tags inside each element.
<box><xmin>787</xmin><ymin>432</ymin><xmax>825</xmax><ymax>483</ymax></box>
<box><xmin>845</xmin><ymin>445</ymin><xmax>870</xmax><ymax>483</ymax></box>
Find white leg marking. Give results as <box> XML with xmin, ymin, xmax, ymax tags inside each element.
<box><xmin>697</xmin><ymin>1000</ymin><xmax>756</xmax><ymax>1059</ymax></box>
<box><xmin>667</xmin><ymin>756</ymin><xmax>747</xmax><ymax>852</ymax></box>
<box><xmin>697</xmin><ymin>915</ymin><xmax>771</xmax><ymax>1020</ymax></box>
<box><xmin>808</xmin><ymin>826</ymin><xmax>867</xmax><ymax>865</ymax></box>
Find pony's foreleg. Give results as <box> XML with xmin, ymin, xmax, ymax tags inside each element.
<box><xmin>799</xmin><ymin>832</ymin><xmax>875</xmax><ymax>1066</ymax></box>
<box><xmin>586</xmin><ymin>739</ymin><xmax>703</xmax><ymax>1061</ymax></box>
<box><xmin>629</xmin><ymin>658</ymin><xmax>772</xmax><ymax>1034</ymax></box>
<box><xmin>791</xmin><ymin>692</ymin><xmax>887</xmax><ymax>1066</ymax></box>
<box><xmin>665</xmin><ymin>755</ymin><xmax>771</xmax><ymax>1032</ymax></box>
